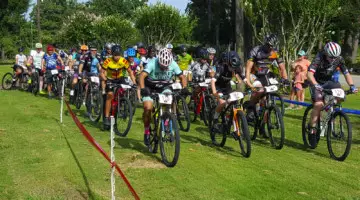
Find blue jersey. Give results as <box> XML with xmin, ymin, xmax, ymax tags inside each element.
<box><xmin>91</xmin><ymin>57</ymin><xmax>100</xmax><ymax>74</ymax></box>
<box><xmin>43</xmin><ymin>53</ymin><xmax>58</xmax><ymax>70</ymax></box>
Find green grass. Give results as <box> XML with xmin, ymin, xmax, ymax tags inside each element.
<box><xmin>1</xmin><ymin>71</ymin><xmax>360</xmax><ymax>199</ymax></box>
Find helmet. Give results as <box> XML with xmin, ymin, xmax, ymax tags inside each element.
<box><xmin>158</xmin><ymin>48</ymin><xmax>173</xmax><ymax>67</ymax></box>
<box><xmin>89</xmin><ymin>45</ymin><xmax>97</xmax><ymax>51</ymax></box>
<box><xmin>199</xmin><ymin>49</ymin><xmax>208</xmax><ymax>59</ymax></box>
<box><xmin>136</xmin><ymin>42</ymin><xmax>145</xmax><ymax>48</ymax></box>
<box><xmin>47</xmin><ymin>45</ymin><xmax>54</xmax><ymax>51</ymax></box>
<box><xmin>222</xmin><ymin>51</ymin><xmax>241</xmax><ymax>68</ymax></box>
<box><xmin>324</xmin><ymin>42</ymin><xmax>341</xmax><ymax>58</ymax></box>
<box><xmin>104</xmin><ymin>43</ymin><xmax>112</xmax><ymax>50</ymax></box>
<box><xmin>18</xmin><ymin>47</ymin><xmax>24</xmax><ymax>52</ymax></box>
<box><xmin>166</xmin><ymin>43</ymin><xmax>173</xmax><ymax>49</ymax></box>
<box><xmin>35</xmin><ymin>43</ymin><xmax>42</xmax><ymax>48</ymax></box>
<box><xmin>80</xmin><ymin>45</ymin><xmax>88</xmax><ymax>51</ymax></box>
<box><xmin>147</xmin><ymin>45</ymin><xmax>154</xmax><ymax>52</ymax></box>
<box><xmin>179</xmin><ymin>45</ymin><xmax>187</xmax><ymax>53</ymax></box>
<box><xmin>111</xmin><ymin>45</ymin><xmax>122</xmax><ymax>56</ymax></box>
<box><xmin>127</xmin><ymin>48</ymin><xmax>136</xmax><ymax>57</ymax></box>
<box><xmin>138</xmin><ymin>48</ymin><xmax>147</xmax><ymax>55</ymax></box>
<box><xmin>264</xmin><ymin>34</ymin><xmax>278</xmax><ymax>47</ymax></box>
<box><xmin>207</xmin><ymin>47</ymin><xmax>216</xmax><ymax>54</ymax></box>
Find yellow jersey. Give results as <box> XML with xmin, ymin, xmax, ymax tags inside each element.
<box><xmin>102</xmin><ymin>57</ymin><xmax>129</xmax><ymax>79</ymax></box>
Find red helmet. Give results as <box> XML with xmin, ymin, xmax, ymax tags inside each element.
<box><xmin>138</xmin><ymin>48</ymin><xmax>147</xmax><ymax>55</ymax></box>
<box><xmin>47</xmin><ymin>45</ymin><xmax>54</xmax><ymax>51</ymax></box>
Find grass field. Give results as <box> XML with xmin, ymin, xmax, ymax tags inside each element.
<box><xmin>1</xmin><ymin>66</ymin><xmax>360</xmax><ymax>199</ymax></box>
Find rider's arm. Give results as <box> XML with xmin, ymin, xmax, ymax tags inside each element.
<box><xmin>307</xmin><ymin>54</ymin><xmax>321</xmax><ymax>85</ymax></box>
<box><xmin>126</xmin><ymin>67</ymin><xmax>137</xmax><ymax>85</ymax></box>
<box><xmin>211</xmin><ymin>79</ymin><xmax>217</xmax><ymax>95</ymax></box>
<box><xmin>57</xmin><ymin>54</ymin><xmax>64</xmax><ymax>66</ymax></box>
<box><xmin>41</xmin><ymin>58</ymin><xmax>45</xmax><ymax>70</ymax></box>
<box><xmin>344</xmin><ymin>73</ymin><xmax>354</xmax><ymax>86</ymax></box>
<box><xmin>245</xmin><ymin>60</ymin><xmax>254</xmax><ymax>87</ymax></box>
<box><xmin>79</xmin><ymin>63</ymin><xmax>83</xmax><ymax>74</ymax></box>
<box><xmin>139</xmin><ymin>71</ymin><xmax>148</xmax><ymax>89</ymax></box>
<box><xmin>179</xmin><ymin>74</ymin><xmax>187</xmax><ymax>88</ymax></box>
<box><xmin>15</xmin><ymin>55</ymin><xmax>18</xmax><ymax>65</ymax></box>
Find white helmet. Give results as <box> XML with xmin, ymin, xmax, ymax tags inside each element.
<box><xmin>324</xmin><ymin>42</ymin><xmax>341</xmax><ymax>58</ymax></box>
<box><xmin>207</xmin><ymin>47</ymin><xmax>216</xmax><ymax>54</ymax></box>
<box><xmin>158</xmin><ymin>48</ymin><xmax>173</xmax><ymax>67</ymax></box>
<box><xmin>166</xmin><ymin>43</ymin><xmax>173</xmax><ymax>49</ymax></box>
<box><xmin>35</xmin><ymin>43</ymin><xmax>42</xmax><ymax>48</ymax></box>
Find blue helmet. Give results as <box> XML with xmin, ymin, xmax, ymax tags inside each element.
<box><xmin>127</xmin><ymin>48</ymin><xmax>136</xmax><ymax>57</ymax></box>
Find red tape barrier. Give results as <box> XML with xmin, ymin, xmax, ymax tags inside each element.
<box><xmin>65</xmin><ymin>100</ymin><xmax>140</xmax><ymax>200</ymax></box>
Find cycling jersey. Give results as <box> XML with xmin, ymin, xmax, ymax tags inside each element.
<box><xmin>215</xmin><ymin>63</ymin><xmax>243</xmax><ymax>90</ymax></box>
<box><xmin>144</xmin><ymin>58</ymin><xmax>182</xmax><ymax>88</ymax></box>
<box><xmin>43</xmin><ymin>53</ymin><xmax>58</xmax><ymax>70</ymax></box>
<box><xmin>101</xmin><ymin>50</ymin><xmax>112</xmax><ymax>61</ymax></box>
<box><xmin>308</xmin><ymin>52</ymin><xmax>348</xmax><ymax>85</ymax></box>
<box><xmin>248</xmin><ymin>45</ymin><xmax>284</xmax><ymax>75</ymax></box>
<box><xmin>129</xmin><ymin>57</ymin><xmax>141</xmax><ymax>76</ymax></box>
<box><xmin>80</xmin><ymin>53</ymin><xmax>102</xmax><ymax>74</ymax></box>
<box><xmin>189</xmin><ymin>62</ymin><xmax>212</xmax><ymax>83</ymax></box>
<box><xmin>31</xmin><ymin>51</ymin><xmax>44</xmax><ymax>69</ymax></box>
<box><xmin>177</xmin><ymin>53</ymin><xmax>193</xmax><ymax>71</ymax></box>
<box><xmin>102</xmin><ymin>57</ymin><xmax>129</xmax><ymax>80</ymax></box>
<box><xmin>16</xmin><ymin>54</ymin><xmax>27</xmax><ymax>67</ymax></box>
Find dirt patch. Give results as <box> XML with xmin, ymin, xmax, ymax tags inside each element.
<box><xmin>43</xmin><ymin>129</ymin><xmax>50</xmax><ymax>133</ymax></box>
<box><xmin>297</xmin><ymin>192</ymin><xmax>309</xmax><ymax>196</ymax></box>
<box><xmin>126</xmin><ymin>153</ymin><xmax>165</xmax><ymax>169</ymax></box>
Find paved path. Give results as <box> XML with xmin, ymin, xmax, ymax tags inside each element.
<box><xmin>339</xmin><ymin>75</ymin><xmax>360</xmax><ymax>86</ymax></box>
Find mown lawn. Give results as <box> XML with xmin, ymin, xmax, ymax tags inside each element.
<box><xmin>0</xmin><ymin>67</ymin><xmax>360</xmax><ymax>199</ymax></box>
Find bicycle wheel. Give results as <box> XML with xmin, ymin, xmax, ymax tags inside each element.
<box><xmin>159</xmin><ymin>112</ymin><xmax>180</xmax><ymax>167</ymax></box>
<box><xmin>327</xmin><ymin>111</ymin><xmax>352</xmax><ymax>161</ymax></box>
<box><xmin>149</xmin><ymin>106</ymin><xmax>159</xmax><ymax>153</ymax></box>
<box><xmin>176</xmin><ymin>95</ymin><xmax>190</xmax><ymax>132</ymax></box>
<box><xmin>114</xmin><ymin>97</ymin><xmax>133</xmax><ymax>137</ymax></box>
<box><xmin>128</xmin><ymin>88</ymin><xmax>137</xmax><ymax>116</ymax></box>
<box><xmin>31</xmin><ymin>72</ymin><xmax>39</xmax><ymax>96</ymax></box>
<box><xmin>236</xmin><ymin>111</ymin><xmax>252</xmax><ymax>158</ymax></box>
<box><xmin>243</xmin><ymin>102</ymin><xmax>259</xmax><ymax>140</ymax></box>
<box><xmin>202</xmin><ymin>95</ymin><xmax>216</xmax><ymax>126</ymax></box>
<box><xmin>301</xmin><ymin>105</ymin><xmax>320</xmax><ymax>148</ymax></box>
<box><xmin>21</xmin><ymin>74</ymin><xmax>30</xmax><ymax>91</ymax></box>
<box><xmin>210</xmin><ymin>110</ymin><xmax>227</xmax><ymax>147</ymax></box>
<box><xmin>191</xmin><ymin>96</ymin><xmax>199</xmax><ymax>122</ymax></box>
<box><xmin>88</xmin><ymin>86</ymin><xmax>102</xmax><ymax>122</ymax></box>
<box><xmin>267</xmin><ymin>105</ymin><xmax>285</xmax><ymax>149</ymax></box>
<box><xmin>270</xmin><ymin>93</ymin><xmax>285</xmax><ymax>116</ymax></box>
<box><xmin>75</xmin><ymin>82</ymin><xmax>83</xmax><ymax>109</ymax></box>
<box><xmin>2</xmin><ymin>73</ymin><xmax>14</xmax><ymax>90</ymax></box>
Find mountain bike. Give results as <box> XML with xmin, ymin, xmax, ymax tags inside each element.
<box><xmin>171</xmin><ymin>83</ymin><xmax>191</xmax><ymax>132</ymax></box>
<box><xmin>148</xmin><ymin>88</ymin><xmax>180</xmax><ymax>167</ymax></box>
<box><xmin>85</xmin><ymin>75</ymin><xmax>102</xmax><ymax>122</ymax></box>
<box><xmin>209</xmin><ymin>91</ymin><xmax>252</xmax><ymax>157</ymax></box>
<box><xmin>30</xmin><ymin>68</ymin><xmax>40</xmax><ymax>95</ymax></box>
<box><xmin>302</xmin><ymin>88</ymin><xmax>353</xmax><ymax>161</ymax></box>
<box><xmin>2</xmin><ymin>65</ymin><xmax>30</xmax><ymax>91</ymax></box>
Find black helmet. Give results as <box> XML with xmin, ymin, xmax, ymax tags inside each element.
<box><xmin>179</xmin><ymin>45</ymin><xmax>187</xmax><ymax>53</ymax></box>
<box><xmin>264</xmin><ymin>34</ymin><xmax>278</xmax><ymax>47</ymax></box>
<box><xmin>199</xmin><ymin>49</ymin><xmax>208</xmax><ymax>59</ymax></box>
<box><xmin>222</xmin><ymin>51</ymin><xmax>241</xmax><ymax>68</ymax></box>
<box><xmin>136</xmin><ymin>42</ymin><xmax>145</xmax><ymax>48</ymax></box>
<box><xmin>111</xmin><ymin>45</ymin><xmax>122</xmax><ymax>56</ymax></box>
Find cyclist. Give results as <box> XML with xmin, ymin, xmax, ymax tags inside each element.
<box><xmin>15</xmin><ymin>47</ymin><xmax>28</xmax><ymax>78</ymax></box>
<box><xmin>177</xmin><ymin>45</ymin><xmax>194</xmax><ymax>71</ymax></box>
<box><xmin>138</xmin><ymin>46</ymin><xmax>148</xmax><ymax>66</ymax></box>
<box><xmin>70</xmin><ymin>45</ymin><xmax>88</xmax><ymax>98</ymax></box>
<box><xmin>211</xmin><ymin>51</ymin><xmax>244</xmax><ymax>127</ymax></box>
<box><xmin>139</xmin><ymin>48</ymin><xmax>188</xmax><ymax>146</ymax></box>
<box><xmin>30</xmin><ymin>43</ymin><xmax>46</xmax><ymax>94</ymax></box>
<box><xmin>102</xmin><ymin>45</ymin><xmax>137</xmax><ymax>130</ymax></box>
<box><xmin>42</xmin><ymin>45</ymin><xmax>64</xmax><ymax>98</ymax></box>
<box><xmin>101</xmin><ymin>43</ymin><xmax>113</xmax><ymax>61</ymax></box>
<box><xmin>145</xmin><ymin>45</ymin><xmax>157</xmax><ymax>63</ymax></box>
<box><xmin>245</xmin><ymin>34</ymin><xmax>289</xmax><ymax>121</ymax></box>
<box><xmin>207</xmin><ymin>47</ymin><xmax>218</xmax><ymax>71</ymax></box>
<box><xmin>307</xmin><ymin>42</ymin><xmax>358</xmax><ymax>146</ymax></box>
<box><xmin>126</xmin><ymin>47</ymin><xmax>143</xmax><ymax>102</ymax></box>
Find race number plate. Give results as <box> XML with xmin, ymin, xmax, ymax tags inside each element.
<box><xmin>265</xmin><ymin>85</ymin><xmax>278</xmax><ymax>92</ymax></box>
<box><xmin>90</xmin><ymin>76</ymin><xmax>100</xmax><ymax>84</ymax></box>
<box><xmin>205</xmin><ymin>79</ymin><xmax>212</xmax><ymax>84</ymax></box>
<box><xmin>229</xmin><ymin>92</ymin><xmax>244</xmax><ymax>101</ymax></box>
<box><xmin>199</xmin><ymin>82</ymin><xmax>208</xmax><ymax>87</ymax></box>
<box><xmin>269</xmin><ymin>78</ymin><xmax>279</xmax><ymax>85</ymax></box>
<box><xmin>121</xmin><ymin>84</ymin><xmax>132</xmax><ymax>89</ymax></box>
<box><xmin>158</xmin><ymin>94</ymin><xmax>173</xmax><ymax>105</ymax></box>
<box><xmin>51</xmin><ymin>69</ymin><xmax>58</xmax><ymax>75</ymax></box>
<box><xmin>331</xmin><ymin>88</ymin><xmax>345</xmax><ymax>98</ymax></box>
<box><xmin>171</xmin><ymin>83</ymin><xmax>182</xmax><ymax>90</ymax></box>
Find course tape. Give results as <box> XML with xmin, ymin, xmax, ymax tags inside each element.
<box><xmin>64</xmin><ymin>100</ymin><xmax>140</xmax><ymax>200</ymax></box>
<box><xmin>282</xmin><ymin>98</ymin><xmax>360</xmax><ymax>115</ymax></box>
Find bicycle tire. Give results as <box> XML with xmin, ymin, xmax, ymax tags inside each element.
<box><xmin>75</xmin><ymin>82</ymin><xmax>83</xmax><ymax>109</ymax></box>
<box><xmin>31</xmin><ymin>72</ymin><xmax>39</xmax><ymax>96</ymax></box>
<box><xmin>243</xmin><ymin>102</ymin><xmax>259</xmax><ymax>140</ymax></box>
<box><xmin>2</xmin><ymin>72</ymin><xmax>14</xmax><ymax>90</ymax></box>
<box><xmin>176</xmin><ymin>95</ymin><xmax>190</xmax><ymax>132</ymax></box>
<box><xmin>21</xmin><ymin>74</ymin><xmax>30</xmax><ymax>91</ymax></box>
<box><xmin>267</xmin><ymin>105</ymin><xmax>285</xmax><ymax>149</ymax></box>
<box><xmin>114</xmin><ymin>97</ymin><xmax>133</xmax><ymax>137</ymax></box>
<box><xmin>210</xmin><ymin>109</ymin><xmax>227</xmax><ymax>147</ymax></box>
<box><xmin>270</xmin><ymin>93</ymin><xmax>285</xmax><ymax>116</ymax></box>
<box><xmin>301</xmin><ymin>105</ymin><xmax>321</xmax><ymax>148</ymax></box>
<box><xmin>202</xmin><ymin>95</ymin><xmax>216</xmax><ymax>126</ymax></box>
<box><xmin>88</xmin><ymin>86</ymin><xmax>102</xmax><ymax>122</ymax></box>
<box><xmin>149</xmin><ymin>107</ymin><xmax>159</xmax><ymax>153</ymax></box>
<box><xmin>327</xmin><ymin>110</ymin><xmax>352</xmax><ymax>161</ymax></box>
<box><xmin>236</xmin><ymin>111</ymin><xmax>252</xmax><ymax>158</ymax></box>
<box><xmin>159</xmin><ymin>112</ymin><xmax>180</xmax><ymax>167</ymax></box>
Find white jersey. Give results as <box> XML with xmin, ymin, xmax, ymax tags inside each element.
<box><xmin>16</xmin><ymin>54</ymin><xmax>27</xmax><ymax>67</ymax></box>
<box><xmin>31</xmin><ymin>50</ymin><xmax>45</xmax><ymax>69</ymax></box>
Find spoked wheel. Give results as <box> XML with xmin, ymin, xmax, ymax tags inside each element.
<box><xmin>327</xmin><ymin>111</ymin><xmax>352</xmax><ymax>161</ymax></box>
<box><xmin>149</xmin><ymin>108</ymin><xmax>159</xmax><ymax>153</ymax></box>
<box><xmin>31</xmin><ymin>73</ymin><xmax>39</xmax><ymax>95</ymax></box>
<box><xmin>87</xmin><ymin>87</ymin><xmax>102</xmax><ymax>122</ymax></box>
<box><xmin>202</xmin><ymin>95</ymin><xmax>216</xmax><ymax>126</ymax></box>
<box><xmin>175</xmin><ymin>95</ymin><xmax>190</xmax><ymax>132</ymax></box>
<box><xmin>159</xmin><ymin>112</ymin><xmax>180</xmax><ymax>167</ymax></box>
<box><xmin>266</xmin><ymin>105</ymin><xmax>285</xmax><ymax>149</ymax></box>
<box><xmin>210</xmin><ymin>110</ymin><xmax>227</xmax><ymax>147</ymax></box>
<box><xmin>243</xmin><ymin>102</ymin><xmax>259</xmax><ymax>140</ymax></box>
<box><xmin>302</xmin><ymin>105</ymin><xmax>320</xmax><ymax>149</ymax></box>
<box><xmin>128</xmin><ymin>88</ymin><xmax>138</xmax><ymax>116</ymax></box>
<box><xmin>75</xmin><ymin>83</ymin><xmax>83</xmax><ymax>109</ymax></box>
<box><xmin>2</xmin><ymin>73</ymin><xmax>15</xmax><ymax>90</ymax></box>
<box><xmin>20</xmin><ymin>74</ymin><xmax>30</xmax><ymax>91</ymax></box>
<box><xmin>114</xmin><ymin>97</ymin><xmax>133</xmax><ymax>137</ymax></box>
<box><xmin>236</xmin><ymin>111</ymin><xmax>252</xmax><ymax>157</ymax></box>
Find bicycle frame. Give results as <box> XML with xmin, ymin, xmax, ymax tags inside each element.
<box><xmin>221</xmin><ymin>99</ymin><xmax>244</xmax><ymax>137</ymax></box>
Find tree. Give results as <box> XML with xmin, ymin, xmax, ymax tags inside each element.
<box><xmin>89</xmin><ymin>0</ymin><xmax>147</xmax><ymax>17</ymax></box>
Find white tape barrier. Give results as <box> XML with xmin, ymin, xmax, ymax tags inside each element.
<box><xmin>60</xmin><ymin>80</ymin><xmax>65</xmax><ymax>123</ymax></box>
<box><xmin>110</xmin><ymin>116</ymin><xmax>115</xmax><ymax>200</ymax></box>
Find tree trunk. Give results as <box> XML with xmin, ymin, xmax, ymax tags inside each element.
<box><xmin>1</xmin><ymin>47</ymin><xmax>5</xmax><ymax>60</ymax></box>
<box><xmin>37</xmin><ymin>0</ymin><xmax>41</xmax><ymax>42</ymax></box>
<box><xmin>351</xmin><ymin>32</ymin><xmax>359</xmax><ymax>64</ymax></box>
<box><xmin>216</xmin><ymin>24</ymin><xmax>220</xmax><ymax>50</ymax></box>
<box><xmin>234</xmin><ymin>0</ymin><xmax>245</xmax><ymax>61</ymax></box>
<box><xmin>343</xmin><ymin>30</ymin><xmax>353</xmax><ymax>58</ymax></box>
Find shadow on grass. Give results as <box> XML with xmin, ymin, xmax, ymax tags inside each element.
<box><xmin>59</xmin><ymin>124</ymin><xmax>95</xmax><ymax>200</ymax></box>
<box><xmin>283</xmin><ymin>113</ymin><xmax>304</xmax><ymax>121</ymax></box>
<box><xmin>283</xmin><ymin>138</ymin><xmax>329</xmax><ymax>159</ymax></box>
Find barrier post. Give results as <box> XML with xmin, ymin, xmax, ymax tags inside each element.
<box><xmin>110</xmin><ymin>116</ymin><xmax>115</xmax><ymax>200</ymax></box>
<box><xmin>60</xmin><ymin>79</ymin><xmax>65</xmax><ymax>123</ymax></box>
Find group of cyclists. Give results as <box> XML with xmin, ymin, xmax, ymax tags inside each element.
<box><xmin>6</xmin><ymin>34</ymin><xmax>358</xmax><ymax>165</ymax></box>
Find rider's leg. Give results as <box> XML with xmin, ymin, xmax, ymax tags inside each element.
<box><xmin>105</xmin><ymin>92</ymin><xmax>114</xmax><ymax>118</ymax></box>
<box><xmin>70</xmin><ymin>76</ymin><xmax>78</xmax><ymax>96</ymax></box>
<box><xmin>213</xmin><ymin>98</ymin><xmax>226</xmax><ymax>121</ymax></box>
<box><xmin>143</xmin><ymin>98</ymin><xmax>153</xmax><ymax>145</ymax></box>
